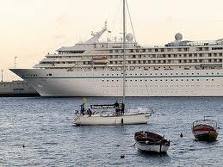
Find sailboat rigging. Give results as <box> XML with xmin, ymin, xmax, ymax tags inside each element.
<box><xmin>73</xmin><ymin>0</ymin><xmax>151</xmax><ymax>126</ymax></box>
<box><xmin>122</xmin><ymin>0</ymin><xmax>126</xmax><ymax>105</ymax></box>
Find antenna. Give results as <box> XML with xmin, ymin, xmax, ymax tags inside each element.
<box><xmin>14</xmin><ymin>56</ymin><xmax>18</xmax><ymax>68</ymax></box>
<box><xmin>1</xmin><ymin>69</ymin><xmax>3</xmax><ymax>82</ymax></box>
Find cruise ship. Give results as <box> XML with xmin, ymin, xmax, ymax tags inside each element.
<box><xmin>10</xmin><ymin>23</ymin><xmax>223</xmax><ymax>96</ymax></box>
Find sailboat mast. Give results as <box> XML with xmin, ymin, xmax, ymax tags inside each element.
<box><xmin>122</xmin><ymin>0</ymin><xmax>126</xmax><ymax>104</ymax></box>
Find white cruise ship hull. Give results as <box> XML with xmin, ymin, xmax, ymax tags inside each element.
<box><xmin>10</xmin><ymin>68</ymin><xmax>223</xmax><ymax>97</ymax></box>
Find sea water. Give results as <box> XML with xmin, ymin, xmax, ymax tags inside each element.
<box><xmin>0</xmin><ymin>97</ymin><xmax>222</xmax><ymax>167</ymax></box>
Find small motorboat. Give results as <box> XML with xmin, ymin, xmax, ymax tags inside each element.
<box><xmin>134</xmin><ymin>131</ymin><xmax>170</xmax><ymax>154</ymax></box>
<box><xmin>192</xmin><ymin>116</ymin><xmax>218</xmax><ymax>142</ymax></box>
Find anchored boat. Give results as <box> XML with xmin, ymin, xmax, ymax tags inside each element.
<box><xmin>134</xmin><ymin>131</ymin><xmax>170</xmax><ymax>153</ymax></box>
<box><xmin>73</xmin><ymin>103</ymin><xmax>151</xmax><ymax>126</ymax></box>
<box><xmin>192</xmin><ymin>116</ymin><xmax>218</xmax><ymax>142</ymax></box>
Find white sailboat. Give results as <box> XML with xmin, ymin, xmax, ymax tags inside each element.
<box><xmin>73</xmin><ymin>0</ymin><xmax>151</xmax><ymax>126</ymax></box>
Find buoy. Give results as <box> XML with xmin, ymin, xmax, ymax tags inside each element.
<box><xmin>22</xmin><ymin>144</ymin><xmax>25</xmax><ymax>148</ymax></box>
<box><xmin>120</xmin><ymin>154</ymin><xmax>125</xmax><ymax>159</ymax></box>
<box><xmin>180</xmin><ymin>133</ymin><xmax>183</xmax><ymax>138</ymax></box>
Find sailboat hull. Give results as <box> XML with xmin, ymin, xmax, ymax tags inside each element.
<box><xmin>73</xmin><ymin>113</ymin><xmax>149</xmax><ymax>126</ymax></box>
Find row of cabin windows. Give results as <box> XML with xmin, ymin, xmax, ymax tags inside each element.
<box><xmin>29</xmin><ymin>74</ymin><xmax>38</xmax><ymax>77</ymax></box>
<box><xmin>47</xmin><ymin>51</ymin><xmax>223</xmax><ymax>60</ymax></box>
<box><xmin>179</xmin><ymin>59</ymin><xmax>222</xmax><ymax>63</ymax></box>
<box><xmin>26</xmin><ymin>74</ymin><xmax>53</xmax><ymax>77</ymax></box>
<box><xmin>54</xmin><ymin>47</ymin><xmax>221</xmax><ymax>55</ymax></box>
<box><xmin>63</xmin><ymin>65</ymin><xmax>221</xmax><ymax>72</ymax></box>
<box><xmin>103</xmin><ymin>65</ymin><xmax>220</xmax><ymax>71</ymax></box>
<box><xmin>43</xmin><ymin>53</ymin><xmax>223</xmax><ymax>64</ymax></box>
<box><xmin>101</xmin><ymin>78</ymin><xmax>215</xmax><ymax>82</ymax></box>
<box><xmin>44</xmin><ymin>63</ymin><xmax>221</xmax><ymax>71</ymax></box>
<box><xmin>94</xmin><ymin>52</ymin><xmax>222</xmax><ymax>61</ymax></box>
<box><xmin>58</xmin><ymin>51</ymin><xmax>85</xmax><ymax>54</ymax></box>
<box><xmin>212</xmin><ymin>47</ymin><xmax>223</xmax><ymax>50</ymax></box>
<box><xmin>109</xmin><ymin>59</ymin><xmax>222</xmax><ymax>65</ymax></box>
<box><xmin>109</xmin><ymin>48</ymin><xmax>190</xmax><ymax>53</ymax></box>
<box><xmin>109</xmin><ymin>53</ymin><xmax>223</xmax><ymax>59</ymax></box>
<box><xmin>41</xmin><ymin>58</ymin><xmax>222</xmax><ymax>66</ymax></box>
<box><xmin>108</xmin><ymin>47</ymin><xmax>223</xmax><ymax>54</ymax></box>
<box><xmin>101</xmin><ymin>72</ymin><xmax>220</xmax><ymax>76</ymax></box>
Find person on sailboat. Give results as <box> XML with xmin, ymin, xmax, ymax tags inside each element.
<box><xmin>114</xmin><ymin>100</ymin><xmax>120</xmax><ymax>116</ymax></box>
<box><xmin>80</xmin><ymin>103</ymin><xmax>86</xmax><ymax>115</ymax></box>
<box><xmin>87</xmin><ymin>108</ymin><xmax>92</xmax><ymax>117</ymax></box>
<box><xmin>120</xmin><ymin>103</ymin><xmax>125</xmax><ymax>115</ymax></box>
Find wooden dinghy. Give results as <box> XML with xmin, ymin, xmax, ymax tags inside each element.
<box><xmin>134</xmin><ymin>131</ymin><xmax>170</xmax><ymax>153</ymax></box>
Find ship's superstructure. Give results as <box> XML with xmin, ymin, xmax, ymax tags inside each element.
<box><xmin>11</xmin><ymin>24</ymin><xmax>223</xmax><ymax>96</ymax></box>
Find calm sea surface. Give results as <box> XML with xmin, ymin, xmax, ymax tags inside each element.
<box><xmin>0</xmin><ymin>97</ymin><xmax>223</xmax><ymax>167</ymax></box>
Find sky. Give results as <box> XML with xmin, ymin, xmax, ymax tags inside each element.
<box><xmin>0</xmin><ymin>0</ymin><xmax>223</xmax><ymax>81</ymax></box>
